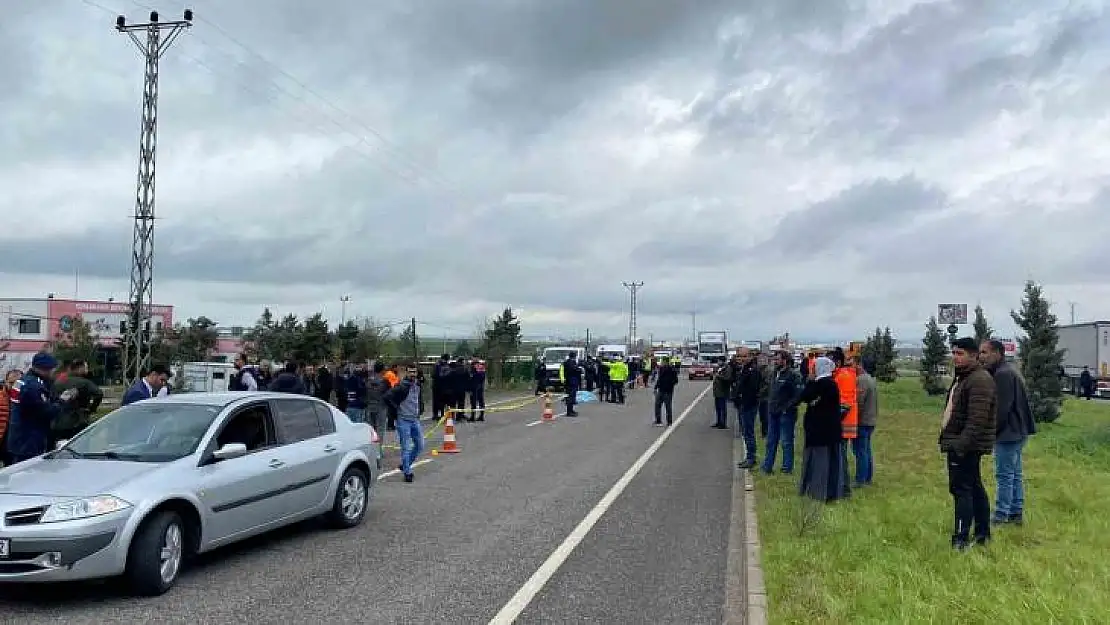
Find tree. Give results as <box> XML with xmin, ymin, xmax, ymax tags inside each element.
<box><xmin>454</xmin><ymin>339</ymin><xmax>474</xmax><ymax>359</ymax></box>
<box><xmin>175</xmin><ymin>316</ymin><xmax>219</xmax><ymax>363</ymax></box>
<box><xmin>333</xmin><ymin>321</ymin><xmax>360</xmax><ymax>361</ymax></box>
<box><xmin>353</xmin><ymin>319</ymin><xmax>390</xmax><ymax>362</ymax></box>
<box><xmin>48</xmin><ymin>316</ymin><xmax>101</xmax><ymax>376</ymax></box>
<box><xmin>1011</xmin><ymin>280</ymin><xmax>1065</xmax><ymax>423</ymax></box>
<box><xmin>298</xmin><ymin>313</ymin><xmax>331</xmax><ymax>364</ymax></box>
<box><xmin>272</xmin><ymin>314</ymin><xmax>303</xmax><ymax>362</ymax></box>
<box><xmin>876</xmin><ymin>327</ymin><xmax>899</xmax><ymax>382</ymax></box>
<box><xmin>920</xmin><ymin>316</ymin><xmax>949</xmax><ymax>395</ymax></box>
<box><xmin>972</xmin><ymin>305</ymin><xmax>993</xmax><ymax>344</ymax></box>
<box><xmin>482</xmin><ymin>307</ymin><xmax>523</xmax><ymax>383</ymax></box>
<box><xmin>398</xmin><ymin>324</ymin><xmax>420</xmax><ymax>361</ymax></box>
<box><xmin>861</xmin><ymin>327</ymin><xmax>882</xmax><ymax>368</ymax></box>
<box><xmin>243</xmin><ymin>308</ymin><xmax>277</xmax><ymax>360</ymax></box>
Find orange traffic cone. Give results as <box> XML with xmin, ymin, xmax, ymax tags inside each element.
<box><xmin>439</xmin><ymin>411</ymin><xmax>461</xmax><ymax>454</ymax></box>
<box><xmin>542</xmin><ymin>393</ymin><xmax>555</xmax><ymax>421</ymax></box>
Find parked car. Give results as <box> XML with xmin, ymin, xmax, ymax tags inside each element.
<box><xmin>0</xmin><ymin>392</ymin><xmax>380</xmax><ymax>596</ymax></box>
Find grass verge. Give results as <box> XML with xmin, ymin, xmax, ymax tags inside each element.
<box><xmin>755</xmin><ymin>377</ymin><xmax>1110</xmax><ymax>624</ymax></box>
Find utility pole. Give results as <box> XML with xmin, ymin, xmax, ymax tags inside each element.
<box><xmin>585</xmin><ymin>328</ymin><xmax>591</xmax><ymax>353</ymax></box>
<box><xmin>339</xmin><ymin>295</ymin><xmax>350</xmax><ymax>325</ymax></box>
<box><xmin>1069</xmin><ymin>302</ymin><xmax>1077</xmax><ymax>325</ymax></box>
<box><xmin>691</xmin><ymin>308</ymin><xmax>697</xmax><ymax>344</ymax></box>
<box><xmin>623</xmin><ymin>281</ymin><xmax>644</xmax><ymax>353</ymax></box>
<box><xmin>410</xmin><ymin>317</ymin><xmax>419</xmax><ymax>362</ymax></box>
<box><xmin>116</xmin><ymin>9</ymin><xmax>193</xmax><ymax>383</ymax></box>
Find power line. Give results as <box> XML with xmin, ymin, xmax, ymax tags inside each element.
<box><xmin>115</xmin><ymin>7</ymin><xmax>193</xmax><ymax>383</ymax></box>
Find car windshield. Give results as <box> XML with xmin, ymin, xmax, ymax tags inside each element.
<box><xmin>543</xmin><ymin>350</ymin><xmax>575</xmax><ymax>364</ymax></box>
<box><xmin>58</xmin><ymin>402</ymin><xmax>223</xmax><ymax>463</ymax></box>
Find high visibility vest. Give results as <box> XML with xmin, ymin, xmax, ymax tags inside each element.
<box><xmin>834</xmin><ymin>367</ymin><xmax>859</xmax><ymax>439</ymax></box>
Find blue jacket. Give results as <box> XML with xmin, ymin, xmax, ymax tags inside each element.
<box><xmin>6</xmin><ymin>371</ymin><xmax>64</xmax><ymax>458</ymax></box>
<box><xmin>121</xmin><ymin>380</ymin><xmax>153</xmax><ymax>406</ymax></box>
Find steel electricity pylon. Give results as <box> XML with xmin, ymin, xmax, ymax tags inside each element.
<box><xmin>116</xmin><ymin>9</ymin><xmax>192</xmax><ymax>383</ymax></box>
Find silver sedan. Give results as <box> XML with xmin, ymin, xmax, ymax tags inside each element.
<box><xmin>0</xmin><ymin>392</ymin><xmax>381</xmax><ymax>595</ymax></box>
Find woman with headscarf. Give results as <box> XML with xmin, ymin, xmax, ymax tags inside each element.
<box><xmin>797</xmin><ymin>357</ymin><xmax>848</xmax><ymax>502</ymax></box>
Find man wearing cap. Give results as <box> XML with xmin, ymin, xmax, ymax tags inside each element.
<box><xmin>5</xmin><ymin>352</ymin><xmax>80</xmax><ymax>464</ymax></box>
<box><xmin>121</xmin><ymin>364</ymin><xmax>173</xmax><ymax>406</ymax></box>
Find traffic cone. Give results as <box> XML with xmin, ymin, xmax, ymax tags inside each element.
<box><xmin>542</xmin><ymin>393</ymin><xmax>555</xmax><ymax>421</ymax></box>
<box><xmin>439</xmin><ymin>410</ymin><xmax>461</xmax><ymax>454</ymax></box>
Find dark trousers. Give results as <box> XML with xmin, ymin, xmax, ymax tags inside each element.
<box><xmin>758</xmin><ymin>400</ymin><xmax>769</xmax><ymax>438</ymax></box>
<box><xmin>565</xmin><ymin>383</ymin><xmax>580</xmax><ymax>414</ymax></box>
<box><xmin>654</xmin><ymin>390</ymin><xmax>674</xmax><ymax>424</ymax></box>
<box><xmin>713</xmin><ymin>397</ymin><xmax>728</xmax><ymax>427</ymax></box>
<box><xmin>599</xmin><ymin>379</ymin><xmax>610</xmax><ymax>401</ymax></box>
<box><xmin>614</xmin><ymin>383</ymin><xmax>625</xmax><ymax>403</ymax></box>
<box><xmin>947</xmin><ymin>452</ymin><xmax>991</xmax><ymax>544</ymax></box>
<box><xmin>469</xmin><ymin>387</ymin><xmax>486</xmax><ymax>419</ymax></box>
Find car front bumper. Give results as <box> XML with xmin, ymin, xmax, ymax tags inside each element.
<box><xmin>0</xmin><ymin>512</ymin><xmax>131</xmax><ymax>582</ymax></box>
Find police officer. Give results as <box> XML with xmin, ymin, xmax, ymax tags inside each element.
<box><xmin>469</xmin><ymin>358</ymin><xmax>487</xmax><ymax>421</ymax></box>
<box><xmin>561</xmin><ymin>353</ymin><xmax>582</xmax><ymax>416</ymax></box>
<box><xmin>5</xmin><ymin>352</ymin><xmax>79</xmax><ymax>464</ymax></box>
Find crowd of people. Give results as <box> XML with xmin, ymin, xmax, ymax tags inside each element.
<box><xmin>707</xmin><ymin>338</ymin><xmax>1037</xmax><ymax>551</ymax></box>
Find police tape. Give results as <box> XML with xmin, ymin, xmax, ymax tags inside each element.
<box><xmin>380</xmin><ymin>393</ymin><xmax>567</xmax><ymax>450</ymax></box>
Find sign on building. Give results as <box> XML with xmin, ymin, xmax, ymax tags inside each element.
<box><xmin>937</xmin><ymin>304</ymin><xmax>968</xmax><ymax>325</ymax></box>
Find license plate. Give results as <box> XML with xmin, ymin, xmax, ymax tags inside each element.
<box><xmin>0</xmin><ymin>538</ymin><xmax>9</xmax><ymax>558</ymax></box>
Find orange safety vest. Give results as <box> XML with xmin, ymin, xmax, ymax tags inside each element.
<box><xmin>834</xmin><ymin>366</ymin><xmax>858</xmax><ymax>439</ymax></box>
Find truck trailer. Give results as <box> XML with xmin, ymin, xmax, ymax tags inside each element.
<box><xmin>1058</xmin><ymin>321</ymin><xmax>1110</xmax><ymax>397</ymax></box>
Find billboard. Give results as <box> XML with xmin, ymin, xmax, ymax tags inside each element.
<box><xmin>937</xmin><ymin>304</ymin><xmax>968</xmax><ymax>325</ymax></box>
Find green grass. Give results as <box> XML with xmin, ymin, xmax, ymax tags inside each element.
<box><xmin>755</xmin><ymin>377</ymin><xmax>1110</xmax><ymax>625</ymax></box>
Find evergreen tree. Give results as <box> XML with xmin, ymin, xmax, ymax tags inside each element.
<box><xmin>482</xmin><ymin>307</ymin><xmax>523</xmax><ymax>383</ymax></box>
<box><xmin>243</xmin><ymin>308</ymin><xmax>277</xmax><ymax>360</ymax></box>
<box><xmin>972</xmin><ymin>305</ymin><xmax>993</xmax><ymax>344</ymax></box>
<box><xmin>861</xmin><ymin>327</ymin><xmax>882</xmax><ymax>368</ymax></box>
<box><xmin>353</xmin><ymin>319</ymin><xmax>390</xmax><ymax>361</ymax></box>
<box><xmin>174</xmin><ymin>316</ymin><xmax>219</xmax><ymax>363</ymax></box>
<box><xmin>48</xmin><ymin>317</ymin><xmax>102</xmax><ymax>377</ymax></box>
<box><xmin>298</xmin><ymin>313</ymin><xmax>331</xmax><ymax>364</ymax></box>
<box><xmin>333</xmin><ymin>321</ymin><xmax>360</xmax><ymax>361</ymax></box>
<box><xmin>455</xmin><ymin>339</ymin><xmax>474</xmax><ymax>358</ymax></box>
<box><xmin>1011</xmin><ymin>280</ymin><xmax>1065</xmax><ymax>423</ymax></box>
<box><xmin>877</xmin><ymin>326</ymin><xmax>899</xmax><ymax>382</ymax></box>
<box><xmin>920</xmin><ymin>316</ymin><xmax>949</xmax><ymax>395</ymax></box>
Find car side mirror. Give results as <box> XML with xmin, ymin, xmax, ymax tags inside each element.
<box><xmin>55</xmin><ymin>439</ymin><xmax>68</xmax><ymax>450</ymax></box>
<box><xmin>212</xmin><ymin>442</ymin><xmax>248</xmax><ymax>462</ymax></box>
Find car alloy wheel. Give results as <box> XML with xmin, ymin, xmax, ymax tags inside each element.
<box><xmin>160</xmin><ymin>521</ymin><xmax>183</xmax><ymax>585</ymax></box>
<box><xmin>341</xmin><ymin>473</ymin><xmax>367</xmax><ymax>521</ymax></box>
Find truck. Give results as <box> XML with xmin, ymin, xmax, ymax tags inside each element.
<box><xmin>539</xmin><ymin>346</ymin><xmax>586</xmax><ymax>391</ymax></box>
<box><xmin>697</xmin><ymin>331</ymin><xmax>729</xmax><ymax>364</ymax></box>
<box><xmin>179</xmin><ymin>362</ymin><xmax>237</xmax><ymax>393</ymax></box>
<box><xmin>595</xmin><ymin>344</ymin><xmax>628</xmax><ymax>361</ymax></box>
<box><xmin>1058</xmin><ymin>321</ymin><xmax>1110</xmax><ymax>397</ymax></box>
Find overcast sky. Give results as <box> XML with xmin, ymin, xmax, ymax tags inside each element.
<box><xmin>2</xmin><ymin>0</ymin><xmax>1107</xmax><ymax>342</ymax></box>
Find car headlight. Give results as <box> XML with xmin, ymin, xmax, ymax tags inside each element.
<box><xmin>39</xmin><ymin>495</ymin><xmax>133</xmax><ymax>523</ymax></box>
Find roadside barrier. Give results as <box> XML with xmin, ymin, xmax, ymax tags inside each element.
<box><xmin>380</xmin><ymin>393</ymin><xmax>566</xmax><ymax>451</ymax></box>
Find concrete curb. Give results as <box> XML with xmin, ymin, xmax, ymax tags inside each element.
<box><xmin>724</xmin><ymin>438</ymin><xmax>768</xmax><ymax>625</ymax></box>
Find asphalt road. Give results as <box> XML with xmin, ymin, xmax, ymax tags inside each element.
<box><xmin>0</xmin><ymin>380</ymin><xmax>738</xmax><ymax>625</ymax></box>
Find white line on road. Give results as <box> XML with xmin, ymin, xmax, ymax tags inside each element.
<box><xmin>377</xmin><ymin>458</ymin><xmax>435</xmax><ymax>480</ymax></box>
<box><xmin>487</xmin><ymin>384</ymin><xmax>713</xmax><ymax>624</ymax></box>
<box><xmin>525</xmin><ymin>412</ymin><xmax>567</xmax><ymax>426</ymax></box>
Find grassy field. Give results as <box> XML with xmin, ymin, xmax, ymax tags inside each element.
<box><xmin>755</xmin><ymin>377</ymin><xmax>1110</xmax><ymax>625</ymax></box>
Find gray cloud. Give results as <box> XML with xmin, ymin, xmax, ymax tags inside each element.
<box><xmin>2</xmin><ymin>0</ymin><xmax>1108</xmax><ymax>342</ymax></box>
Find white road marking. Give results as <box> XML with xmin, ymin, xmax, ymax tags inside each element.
<box><xmin>526</xmin><ymin>412</ymin><xmax>567</xmax><ymax>427</ymax></box>
<box><xmin>377</xmin><ymin>458</ymin><xmax>435</xmax><ymax>480</ymax></box>
<box><xmin>487</xmin><ymin>384</ymin><xmax>713</xmax><ymax>624</ymax></box>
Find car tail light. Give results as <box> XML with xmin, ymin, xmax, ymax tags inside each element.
<box><xmin>369</xmin><ymin>427</ymin><xmax>381</xmax><ymax>444</ymax></box>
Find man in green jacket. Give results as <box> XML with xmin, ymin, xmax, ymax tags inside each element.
<box><xmin>52</xmin><ymin>359</ymin><xmax>104</xmax><ymax>448</ymax></box>
<box><xmin>711</xmin><ymin>357</ymin><xmax>735</xmax><ymax>429</ymax></box>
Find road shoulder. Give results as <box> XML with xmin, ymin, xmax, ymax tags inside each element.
<box><xmin>725</xmin><ymin>438</ymin><xmax>768</xmax><ymax>625</ymax></box>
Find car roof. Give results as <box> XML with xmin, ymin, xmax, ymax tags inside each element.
<box><xmin>153</xmin><ymin>392</ymin><xmax>327</xmax><ymax>408</ymax></box>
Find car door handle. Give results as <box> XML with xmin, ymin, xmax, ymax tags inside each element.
<box><xmin>268</xmin><ymin>459</ymin><xmax>285</xmax><ymax>468</ymax></box>
<box><xmin>323</xmin><ymin>444</ymin><xmax>337</xmax><ymax>453</ymax></box>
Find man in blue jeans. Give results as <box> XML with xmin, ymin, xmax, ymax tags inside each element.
<box><xmin>386</xmin><ymin>366</ymin><xmax>424</xmax><ymax>483</ymax></box>
<box><xmin>853</xmin><ymin>356</ymin><xmax>879</xmax><ymax>486</ymax></box>
<box><xmin>979</xmin><ymin>340</ymin><xmax>1036</xmax><ymax>524</ymax></box>
<box><xmin>761</xmin><ymin>351</ymin><xmax>802</xmax><ymax>474</ymax></box>
<box><xmin>732</xmin><ymin>348</ymin><xmax>763</xmax><ymax>469</ymax></box>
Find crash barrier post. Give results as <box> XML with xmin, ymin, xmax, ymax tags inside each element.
<box><xmin>439</xmin><ymin>410</ymin><xmax>461</xmax><ymax>454</ymax></box>
<box><xmin>542</xmin><ymin>393</ymin><xmax>555</xmax><ymax>421</ymax></box>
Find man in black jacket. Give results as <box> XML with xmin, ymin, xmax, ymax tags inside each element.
<box><xmin>979</xmin><ymin>339</ymin><xmax>1036</xmax><ymax>525</ymax></box>
<box><xmin>653</xmin><ymin>360</ymin><xmax>679</xmax><ymax>426</ymax></box>
<box><xmin>732</xmin><ymin>348</ymin><xmax>763</xmax><ymax>469</ymax></box>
